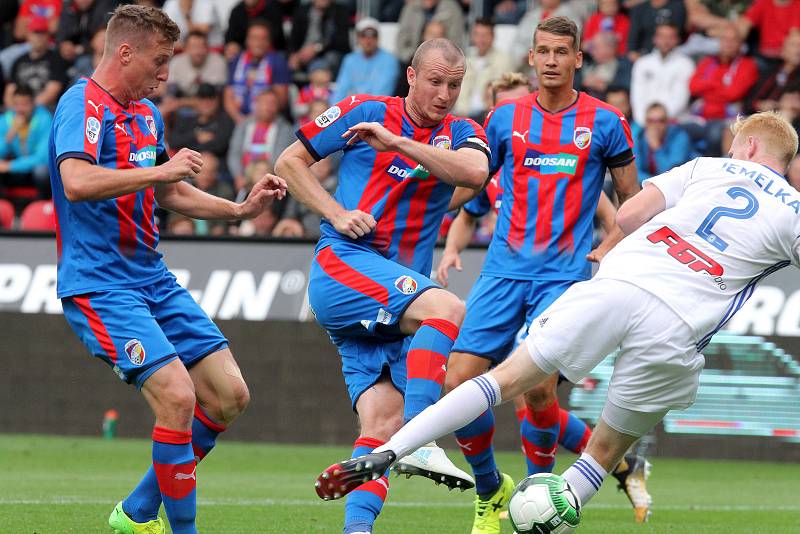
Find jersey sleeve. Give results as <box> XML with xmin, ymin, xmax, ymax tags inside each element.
<box><xmin>643</xmin><ymin>158</ymin><xmax>699</xmax><ymax>209</ymax></box>
<box><xmin>295</xmin><ymin>96</ymin><xmax>376</xmax><ymax>161</ymax></box>
<box><xmin>600</xmin><ymin>107</ymin><xmax>635</xmax><ymax>168</ymax></box>
<box><xmin>463</xmin><ymin>188</ymin><xmax>491</xmax><ymax>217</ymax></box>
<box><xmin>482</xmin><ymin>105</ymin><xmax>508</xmax><ymax>176</ymax></box>
<box><xmin>450</xmin><ymin>117</ymin><xmax>490</xmax><ymax>160</ymax></box>
<box><xmin>53</xmin><ymin>86</ymin><xmax>104</xmax><ymax>168</ymax></box>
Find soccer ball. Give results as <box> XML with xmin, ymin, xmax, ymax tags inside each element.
<box><xmin>508</xmin><ymin>473</ymin><xmax>581</xmax><ymax>534</ymax></box>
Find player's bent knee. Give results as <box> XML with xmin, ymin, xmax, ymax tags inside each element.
<box><xmin>524</xmin><ymin>383</ymin><xmax>557</xmax><ymax>411</ymax></box>
<box><xmin>361</xmin><ymin>412</ymin><xmax>404</xmax><ymax>442</ymax></box>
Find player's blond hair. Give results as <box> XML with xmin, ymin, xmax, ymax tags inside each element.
<box><xmin>489</xmin><ymin>72</ymin><xmax>532</xmax><ymax>104</ymax></box>
<box><xmin>105</xmin><ymin>4</ymin><xmax>180</xmax><ymax>50</ymax></box>
<box><xmin>731</xmin><ymin>112</ymin><xmax>799</xmax><ymax>169</ymax></box>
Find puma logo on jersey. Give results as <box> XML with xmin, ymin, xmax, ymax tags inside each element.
<box><xmin>349</xmin><ymin>95</ymin><xmax>360</xmax><ymax>106</ymax></box>
<box><xmin>114</xmin><ymin>123</ymin><xmax>127</xmax><ymax>134</ymax></box>
<box><xmin>87</xmin><ymin>99</ymin><xmax>102</xmax><ymax>114</ymax></box>
<box><xmin>512</xmin><ymin>130</ymin><xmax>528</xmax><ymax>143</ymax></box>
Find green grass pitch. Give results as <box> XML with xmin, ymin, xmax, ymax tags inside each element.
<box><xmin>2</xmin><ymin>434</ymin><xmax>799</xmax><ymax>533</ymax></box>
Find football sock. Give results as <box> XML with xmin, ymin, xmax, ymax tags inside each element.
<box><xmin>403</xmin><ymin>319</ymin><xmax>459</xmax><ymax>423</ymax></box>
<box><xmin>344</xmin><ymin>437</ymin><xmax>389</xmax><ymax>534</ymax></box>
<box><xmin>377</xmin><ymin>375</ymin><xmax>501</xmax><ymax>460</ymax></box>
<box><xmin>124</xmin><ymin>405</ymin><xmax>225</xmax><ymax>523</ymax></box>
<box><xmin>454</xmin><ymin>409</ymin><xmax>501</xmax><ymax>498</ymax></box>
<box><xmin>558</xmin><ymin>408</ymin><xmax>591</xmax><ymax>454</ymax></box>
<box><xmin>151</xmin><ymin>426</ymin><xmax>197</xmax><ymax>534</ymax></box>
<box><xmin>521</xmin><ymin>399</ymin><xmax>561</xmax><ymax>475</ymax></box>
<box><xmin>563</xmin><ymin>453</ymin><xmax>608</xmax><ymax>506</ymax></box>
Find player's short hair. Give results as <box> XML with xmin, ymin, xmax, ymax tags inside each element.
<box><xmin>411</xmin><ymin>38</ymin><xmax>465</xmax><ymax>72</ymax></box>
<box><xmin>731</xmin><ymin>112</ymin><xmax>799</xmax><ymax>168</ymax></box>
<box><xmin>106</xmin><ymin>4</ymin><xmax>180</xmax><ymax>49</ymax></box>
<box><xmin>534</xmin><ymin>16</ymin><xmax>580</xmax><ymax>51</ymax></box>
<box><xmin>489</xmin><ymin>72</ymin><xmax>532</xmax><ymax>104</ymax></box>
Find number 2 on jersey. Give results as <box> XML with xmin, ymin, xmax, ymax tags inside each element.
<box><xmin>695</xmin><ymin>187</ymin><xmax>759</xmax><ymax>252</ymax></box>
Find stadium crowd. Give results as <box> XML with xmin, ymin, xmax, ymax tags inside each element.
<box><xmin>3</xmin><ymin>0</ymin><xmax>800</xmax><ymax>238</ymax></box>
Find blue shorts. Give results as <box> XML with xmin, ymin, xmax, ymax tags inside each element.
<box><xmin>308</xmin><ymin>241</ymin><xmax>437</xmax><ymax>407</ymax></box>
<box><xmin>62</xmin><ymin>272</ymin><xmax>228</xmax><ymax>389</ymax></box>
<box><xmin>452</xmin><ymin>276</ymin><xmax>575</xmax><ymax>365</ymax></box>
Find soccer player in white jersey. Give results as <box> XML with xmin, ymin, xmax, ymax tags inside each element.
<box><xmin>314</xmin><ymin>111</ymin><xmax>800</xmax><ymax>526</ymax></box>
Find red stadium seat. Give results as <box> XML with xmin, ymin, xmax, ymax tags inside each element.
<box><xmin>20</xmin><ymin>200</ymin><xmax>56</xmax><ymax>231</ymax></box>
<box><xmin>0</xmin><ymin>198</ymin><xmax>14</xmax><ymax>229</ymax></box>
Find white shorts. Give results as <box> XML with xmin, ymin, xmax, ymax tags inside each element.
<box><xmin>525</xmin><ymin>278</ymin><xmax>705</xmax><ymax>413</ymax></box>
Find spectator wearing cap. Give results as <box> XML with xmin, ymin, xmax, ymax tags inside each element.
<box><xmin>224</xmin><ymin>0</ymin><xmax>287</xmax><ymax>60</ymax></box>
<box><xmin>4</xmin><ymin>17</ymin><xmax>68</xmax><ymax>110</ymax></box>
<box><xmin>0</xmin><ymin>84</ymin><xmax>53</xmax><ymax>199</ymax></box>
<box><xmin>56</xmin><ymin>0</ymin><xmax>117</xmax><ymax>63</ymax></box>
<box><xmin>168</xmin><ymin>30</ymin><xmax>228</xmax><ymax>98</ymax></box>
<box><xmin>168</xmin><ymin>83</ymin><xmax>236</xmax><ymax>166</ymax></box>
<box><xmin>288</xmin><ymin>0</ymin><xmax>351</xmax><ymax>76</ymax></box>
<box><xmin>396</xmin><ymin>0</ymin><xmax>465</xmax><ymax>65</ymax></box>
<box><xmin>454</xmin><ymin>18</ymin><xmax>512</xmax><ymax>121</ymax></box>
<box><xmin>224</xmin><ymin>20</ymin><xmax>291</xmax><ymax>122</ymax></box>
<box><xmin>331</xmin><ymin>18</ymin><xmax>399</xmax><ymax>103</ymax></box>
<box><xmin>14</xmin><ymin>0</ymin><xmax>62</xmax><ymax>42</ymax></box>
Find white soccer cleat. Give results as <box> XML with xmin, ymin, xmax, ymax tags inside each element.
<box><xmin>392</xmin><ymin>442</ymin><xmax>475</xmax><ymax>491</ymax></box>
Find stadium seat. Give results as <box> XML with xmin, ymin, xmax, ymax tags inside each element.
<box><xmin>0</xmin><ymin>198</ymin><xmax>14</xmax><ymax>229</ymax></box>
<box><xmin>19</xmin><ymin>200</ymin><xmax>56</xmax><ymax>231</ymax></box>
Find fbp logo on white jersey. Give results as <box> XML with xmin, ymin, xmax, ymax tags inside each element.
<box><xmin>129</xmin><ymin>145</ymin><xmax>157</xmax><ymax>166</ymax></box>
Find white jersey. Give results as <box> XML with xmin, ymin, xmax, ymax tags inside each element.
<box><xmin>596</xmin><ymin>157</ymin><xmax>800</xmax><ymax>349</ymax></box>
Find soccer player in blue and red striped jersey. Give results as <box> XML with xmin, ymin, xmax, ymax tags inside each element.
<box><xmin>277</xmin><ymin>38</ymin><xmax>490</xmax><ymax>534</ymax></box>
<box><xmin>48</xmin><ymin>6</ymin><xmax>286</xmax><ymax>534</ymax></box>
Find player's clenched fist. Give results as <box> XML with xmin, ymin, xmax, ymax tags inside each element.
<box><xmin>331</xmin><ymin>209</ymin><xmax>376</xmax><ymax>239</ymax></box>
<box><xmin>235</xmin><ymin>173</ymin><xmax>288</xmax><ymax>218</ymax></box>
<box><xmin>159</xmin><ymin>148</ymin><xmax>203</xmax><ymax>182</ymax></box>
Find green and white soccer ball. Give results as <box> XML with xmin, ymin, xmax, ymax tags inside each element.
<box><xmin>508</xmin><ymin>473</ymin><xmax>581</xmax><ymax>534</ymax></box>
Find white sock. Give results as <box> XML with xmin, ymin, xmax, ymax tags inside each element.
<box><xmin>563</xmin><ymin>453</ymin><xmax>608</xmax><ymax>506</ymax></box>
<box><xmin>376</xmin><ymin>375</ymin><xmax>501</xmax><ymax>459</ymax></box>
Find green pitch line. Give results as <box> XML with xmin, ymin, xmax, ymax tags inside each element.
<box><xmin>1</xmin><ymin>434</ymin><xmax>799</xmax><ymax>533</ymax></box>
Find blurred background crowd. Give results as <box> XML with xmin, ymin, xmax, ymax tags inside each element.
<box><xmin>3</xmin><ymin>0</ymin><xmax>800</xmax><ymax>242</ymax></box>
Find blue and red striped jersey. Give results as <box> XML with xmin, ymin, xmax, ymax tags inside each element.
<box><xmin>297</xmin><ymin>95</ymin><xmax>489</xmax><ymax>275</ymax></box>
<box><xmin>48</xmin><ymin>78</ymin><xmax>168</xmax><ymax>298</ymax></box>
<box><xmin>482</xmin><ymin>91</ymin><xmax>633</xmax><ymax>281</ymax></box>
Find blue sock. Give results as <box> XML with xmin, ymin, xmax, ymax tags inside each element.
<box><xmin>151</xmin><ymin>426</ymin><xmax>197</xmax><ymax>534</ymax></box>
<box><xmin>454</xmin><ymin>409</ymin><xmax>501</xmax><ymax>497</ymax></box>
<box><xmin>559</xmin><ymin>408</ymin><xmax>591</xmax><ymax>454</ymax></box>
<box><xmin>124</xmin><ymin>406</ymin><xmax>225</xmax><ymax>523</ymax></box>
<box><xmin>344</xmin><ymin>437</ymin><xmax>389</xmax><ymax>534</ymax></box>
<box><xmin>520</xmin><ymin>401</ymin><xmax>561</xmax><ymax>475</ymax></box>
<box><xmin>403</xmin><ymin>319</ymin><xmax>458</xmax><ymax>422</ymax></box>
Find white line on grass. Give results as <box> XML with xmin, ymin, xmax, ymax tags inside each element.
<box><xmin>2</xmin><ymin>498</ymin><xmax>800</xmax><ymax>512</ymax></box>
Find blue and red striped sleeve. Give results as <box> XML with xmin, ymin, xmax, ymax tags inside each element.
<box><xmin>295</xmin><ymin>95</ymin><xmax>380</xmax><ymax>161</ymax></box>
<box><xmin>450</xmin><ymin>116</ymin><xmax>490</xmax><ymax>159</ymax></box>
<box><xmin>53</xmin><ymin>84</ymin><xmax>105</xmax><ymax>168</ymax></box>
<box><xmin>597</xmin><ymin>105</ymin><xmax>635</xmax><ymax>168</ymax></box>
<box><xmin>482</xmin><ymin>104</ymin><xmax>511</xmax><ymax>175</ymax></box>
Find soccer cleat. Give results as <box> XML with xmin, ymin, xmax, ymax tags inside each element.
<box><xmin>391</xmin><ymin>442</ymin><xmax>475</xmax><ymax>491</ymax></box>
<box><xmin>315</xmin><ymin>450</ymin><xmax>397</xmax><ymax>500</ymax></box>
<box><xmin>471</xmin><ymin>473</ymin><xmax>514</xmax><ymax>534</ymax></box>
<box><xmin>612</xmin><ymin>454</ymin><xmax>653</xmax><ymax>523</ymax></box>
<box><xmin>108</xmin><ymin>501</ymin><xmax>165</xmax><ymax>534</ymax></box>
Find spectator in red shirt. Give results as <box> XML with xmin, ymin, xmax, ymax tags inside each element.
<box><xmin>686</xmin><ymin>24</ymin><xmax>759</xmax><ymax>155</ymax></box>
<box><xmin>748</xmin><ymin>31</ymin><xmax>800</xmax><ymax>113</ymax></box>
<box><xmin>583</xmin><ymin>0</ymin><xmax>630</xmax><ymax>56</ymax></box>
<box><xmin>737</xmin><ymin>0</ymin><xmax>800</xmax><ymax>61</ymax></box>
<box><xmin>14</xmin><ymin>0</ymin><xmax>62</xmax><ymax>41</ymax></box>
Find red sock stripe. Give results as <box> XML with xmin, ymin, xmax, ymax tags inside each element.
<box><xmin>316</xmin><ymin>246</ymin><xmax>389</xmax><ymax>306</ymax></box>
<box><xmin>558</xmin><ymin>408</ymin><xmax>570</xmax><ymax>442</ymax></box>
<box><xmin>526</xmin><ymin>399</ymin><xmax>560</xmax><ymax>428</ymax></box>
<box><xmin>457</xmin><ymin>428</ymin><xmax>495</xmax><ymax>457</ymax></box>
<box><xmin>152</xmin><ymin>426</ymin><xmax>192</xmax><ymax>445</ymax></box>
<box><xmin>575</xmin><ymin>427</ymin><xmax>591</xmax><ymax>454</ymax></box>
<box><xmin>420</xmin><ymin>318</ymin><xmax>459</xmax><ymax>341</ymax></box>
<box><xmin>354</xmin><ymin>436</ymin><xmax>385</xmax><ymax>450</ymax></box>
<box><xmin>515</xmin><ymin>406</ymin><xmax>527</xmax><ymax>423</ymax></box>
<box><xmin>194</xmin><ymin>404</ymin><xmax>226</xmax><ymax>433</ymax></box>
<box><xmin>520</xmin><ymin>435</ymin><xmax>558</xmax><ymax>467</ymax></box>
<box><xmin>406</xmin><ymin>349</ymin><xmax>447</xmax><ymax>384</ymax></box>
<box><xmin>356</xmin><ymin>476</ymin><xmax>389</xmax><ymax>501</ymax></box>
<box><xmin>153</xmin><ymin>460</ymin><xmax>197</xmax><ymax>500</ymax></box>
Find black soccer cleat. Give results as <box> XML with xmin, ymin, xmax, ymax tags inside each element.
<box><xmin>314</xmin><ymin>450</ymin><xmax>397</xmax><ymax>501</ymax></box>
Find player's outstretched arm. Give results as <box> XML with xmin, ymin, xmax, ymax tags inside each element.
<box><xmin>275</xmin><ymin>141</ymin><xmax>376</xmax><ymax>239</ymax></box>
<box><xmin>59</xmin><ymin>148</ymin><xmax>202</xmax><ymax>202</ymax></box>
<box><xmin>156</xmin><ymin>173</ymin><xmax>287</xmax><ymax>220</ymax></box>
<box><xmin>616</xmin><ymin>183</ymin><xmax>667</xmax><ymax>235</ymax></box>
<box><xmin>436</xmin><ymin>209</ymin><xmax>478</xmax><ymax>287</ymax></box>
<box><xmin>609</xmin><ymin>161</ymin><xmax>641</xmax><ymax>206</ymax></box>
<box><xmin>587</xmin><ymin>191</ymin><xmax>625</xmax><ymax>263</ymax></box>
<box><xmin>342</xmin><ymin>121</ymin><xmax>489</xmax><ymax>189</ymax></box>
